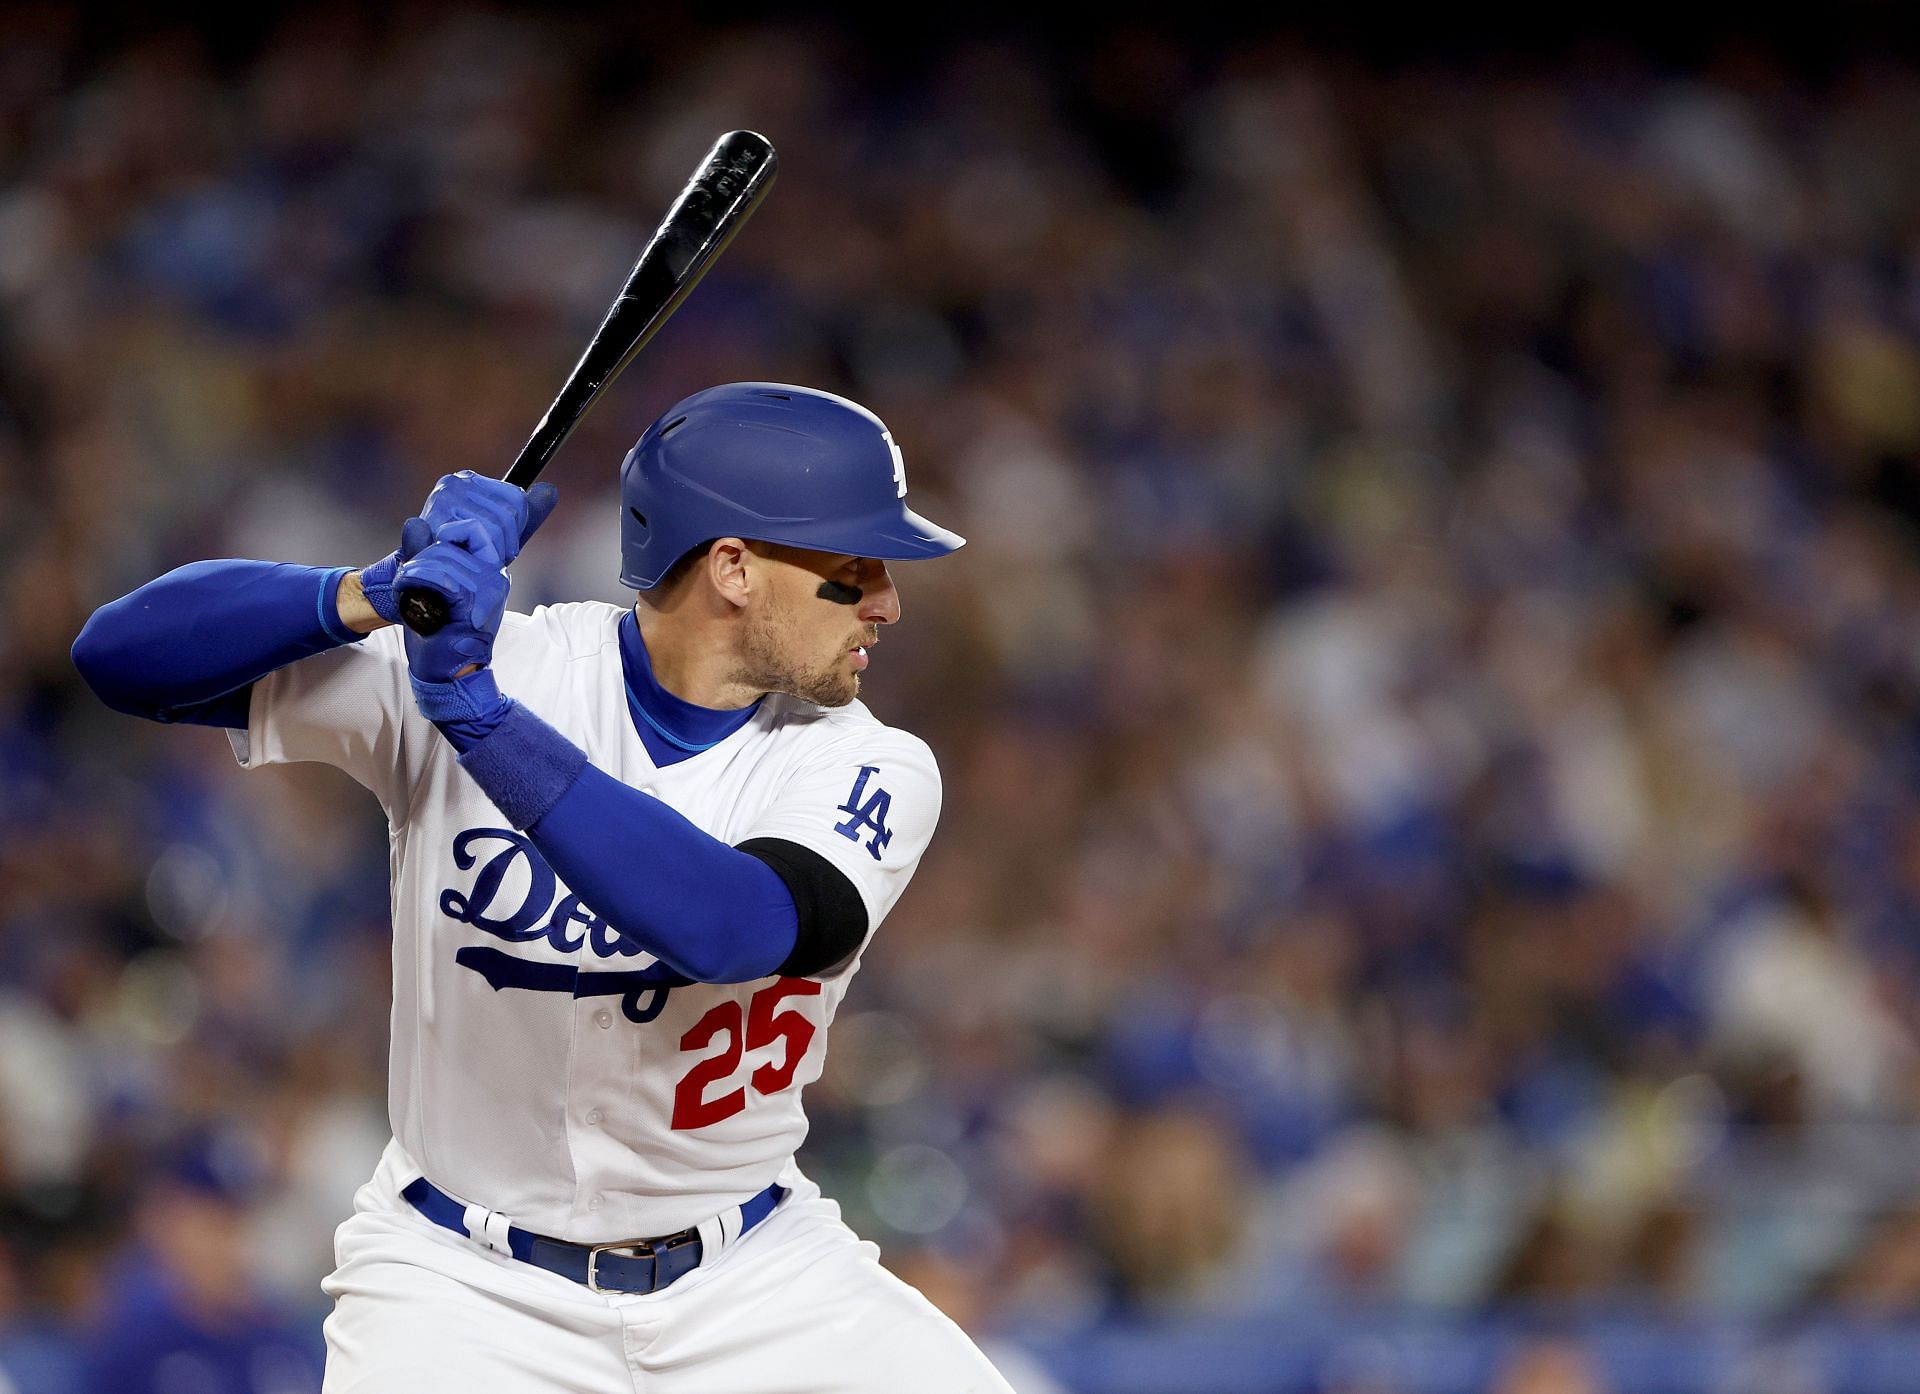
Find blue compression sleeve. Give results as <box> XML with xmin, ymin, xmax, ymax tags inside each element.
<box><xmin>451</xmin><ymin>702</ymin><xmax>800</xmax><ymax>983</ymax></box>
<box><xmin>73</xmin><ymin>560</ymin><xmax>359</xmax><ymax>728</ymax></box>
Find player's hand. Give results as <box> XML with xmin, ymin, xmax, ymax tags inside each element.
<box><xmin>356</xmin><ymin>516</ymin><xmax>436</xmax><ymax>627</ymax></box>
<box><xmin>396</xmin><ymin>521</ymin><xmax>512</xmax><ymax>684</ymax></box>
<box><xmin>358</xmin><ymin>478</ymin><xmax>557</xmax><ymax>627</ymax></box>
<box><xmin>421</xmin><ymin>473</ymin><xmax>560</xmax><ymax>567</ymax></box>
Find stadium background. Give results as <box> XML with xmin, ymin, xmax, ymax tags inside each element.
<box><xmin>6</xmin><ymin>7</ymin><xmax>1920</xmax><ymax>1391</ymax></box>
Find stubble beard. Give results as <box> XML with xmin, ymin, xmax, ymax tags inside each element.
<box><xmin>738</xmin><ymin>608</ymin><xmax>860</xmax><ymax>708</ymax></box>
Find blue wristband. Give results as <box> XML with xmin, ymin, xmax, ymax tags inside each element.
<box><xmin>455</xmin><ymin>702</ymin><xmax>590</xmax><ymax>830</ymax></box>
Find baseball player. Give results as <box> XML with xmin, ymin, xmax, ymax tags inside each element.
<box><xmin>73</xmin><ymin>384</ymin><xmax>1017</xmax><ymax>1393</ymax></box>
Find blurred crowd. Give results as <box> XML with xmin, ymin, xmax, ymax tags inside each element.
<box><xmin>6</xmin><ymin>8</ymin><xmax>1920</xmax><ymax>1393</ymax></box>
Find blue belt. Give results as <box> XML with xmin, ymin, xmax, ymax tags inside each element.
<box><xmin>401</xmin><ymin>1176</ymin><xmax>784</xmax><ymax>1295</ymax></box>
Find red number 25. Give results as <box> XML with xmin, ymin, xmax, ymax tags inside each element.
<box><xmin>671</xmin><ymin>977</ymin><xmax>823</xmax><ymax>1130</ymax></box>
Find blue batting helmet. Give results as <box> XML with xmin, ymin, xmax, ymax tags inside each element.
<box><xmin>619</xmin><ymin>383</ymin><xmax>966</xmax><ymax>590</ymax></box>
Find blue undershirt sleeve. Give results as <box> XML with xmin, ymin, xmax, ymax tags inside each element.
<box><xmin>72</xmin><ymin>560</ymin><xmax>360</xmax><ymax>729</ymax></box>
<box><xmin>449</xmin><ymin>701</ymin><xmax>800</xmax><ymax>984</ymax></box>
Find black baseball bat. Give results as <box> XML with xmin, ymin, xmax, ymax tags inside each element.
<box><xmin>400</xmin><ymin>129</ymin><xmax>778</xmax><ymax>635</ymax></box>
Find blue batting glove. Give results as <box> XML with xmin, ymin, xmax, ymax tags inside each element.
<box><xmin>357</xmin><ymin>516</ymin><xmax>435</xmax><ymax>626</ymax></box>
<box><xmin>421</xmin><ymin>474</ymin><xmax>559</xmax><ymax>568</ymax></box>
<box><xmin>397</xmin><ymin>521</ymin><xmax>511</xmax><ymax>688</ymax></box>
<box><xmin>360</xmin><ymin>478</ymin><xmax>557</xmax><ymax>627</ymax></box>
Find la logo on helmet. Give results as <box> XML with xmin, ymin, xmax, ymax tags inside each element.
<box><xmin>882</xmin><ymin>430</ymin><xmax>907</xmax><ymax>500</ymax></box>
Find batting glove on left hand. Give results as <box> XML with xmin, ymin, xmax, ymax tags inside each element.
<box><xmin>397</xmin><ymin>520</ymin><xmax>510</xmax><ymax>690</ymax></box>
<box><xmin>359</xmin><ymin>478</ymin><xmax>557</xmax><ymax>627</ymax></box>
<box><xmin>420</xmin><ymin>473</ymin><xmax>559</xmax><ymax>567</ymax></box>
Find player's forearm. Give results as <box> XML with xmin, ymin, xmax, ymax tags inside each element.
<box><xmin>529</xmin><ymin>763</ymin><xmax>801</xmax><ymax>983</ymax></box>
<box><xmin>428</xmin><ymin>685</ymin><xmax>801</xmax><ymax>983</ymax></box>
<box><xmin>73</xmin><ymin>560</ymin><xmax>365</xmax><ymax>723</ymax></box>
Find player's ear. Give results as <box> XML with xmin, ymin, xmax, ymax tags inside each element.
<box><xmin>707</xmin><ymin>539</ymin><xmax>753</xmax><ymax>610</ymax></box>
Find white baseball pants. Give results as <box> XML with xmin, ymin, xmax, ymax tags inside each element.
<box><xmin>318</xmin><ymin>1149</ymin><xmax>1017</xmax><ymax>1394</ymax></box>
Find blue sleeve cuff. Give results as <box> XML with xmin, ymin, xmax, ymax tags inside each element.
<box><xmin>316</xmin><ymin>567</ymin><xmax>361</xmax><ymax>645</ymax></box>
<box><xmin>455</xmin><ymin>701</ymin><xmax>590</xmax><ymax>830</ymax></box>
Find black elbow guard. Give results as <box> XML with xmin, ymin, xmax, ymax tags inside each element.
<box><xmin>736</xmin><ymin>838</ymin><xmax>870</xmax><ymax>979</ymax></box>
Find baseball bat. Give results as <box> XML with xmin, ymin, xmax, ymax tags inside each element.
<box><xmin>400</xmin><ymin>129</ymin><xmax>778</xmax><ymax>635</ymax></box>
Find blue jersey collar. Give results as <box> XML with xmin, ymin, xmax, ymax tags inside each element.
<box><xmin>618</xmin><ymin>610</ymin><xmax>760</xmax><ymax>766</ymax></box>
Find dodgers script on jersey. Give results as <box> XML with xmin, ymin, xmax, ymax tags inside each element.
<box><xmin>226</xmin><ymin>600</ymin><xmax>939</xmax><ymax>1242</ymax></box>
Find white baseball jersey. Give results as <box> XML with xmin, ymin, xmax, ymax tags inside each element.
<box><xmin>227</xmin><ymin>600</ymin><xmax>940</xmax><ymax>1242</ymax></box>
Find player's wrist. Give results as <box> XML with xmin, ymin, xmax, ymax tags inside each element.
<box><xmin>354</xmin><ymin>552</ymin><xmax>408</xmax><ymax>629</ymax></box>
<box><xmin>410</xmin><ymin>666</ymin><xmax>507</xmax><ymax>723</ymax></box>
<box><xmin>336</xmin><ymin>568</ymin><xmax>392</xmax><ymax>634</ymax></box>
<box><xmin>358</xmin><ymin>516</ymin><xmax>436</xmax><ymax>628</ymax></box>
<box><xmin>451</xmin><ymin>700</ymin><xmax>590</xmax><ymax>830</ymax></box>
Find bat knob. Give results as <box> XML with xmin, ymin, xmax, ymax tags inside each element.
<box><xmin>399</xmin><ymin>588</ymin><xmax>451</xmax><ymax>636</ymax></box>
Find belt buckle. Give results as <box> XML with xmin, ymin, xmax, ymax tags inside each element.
<box><xmin>585</xmin><ymin>1238</ymin><xmax>656</xmax><ymax>1295</ymax></box>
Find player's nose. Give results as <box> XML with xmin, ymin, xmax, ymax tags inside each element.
<box><xmin>859</xmin><ymin>564</ymin><xmax>900</xmax><ymax>625</ymax></box>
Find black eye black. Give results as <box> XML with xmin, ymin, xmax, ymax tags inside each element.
<box><xmin>816</xmin><ymin>579</ymin><xmax>864</xmax><ymax>605</ymax></box>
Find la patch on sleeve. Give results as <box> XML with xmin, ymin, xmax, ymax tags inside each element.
<box><xmin>833</xmin><ymin>765</ymin><xmax>894</xmax><ymax>860</ymax></box>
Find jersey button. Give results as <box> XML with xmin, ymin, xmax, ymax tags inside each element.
<box><xmin>588</xmin><ymin>1194</ymin><xmax>603</xmax><ymax>1210</ymax></box>
<box><xmin>595</xmin><ymin>1010</ymin><xmax>612</xmax><ymax>1029</ymax></box>
<box><xmin>586</xmin><ymin>1108</ymin><xmax>603</xmax><ymax>1125</ymax></box>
